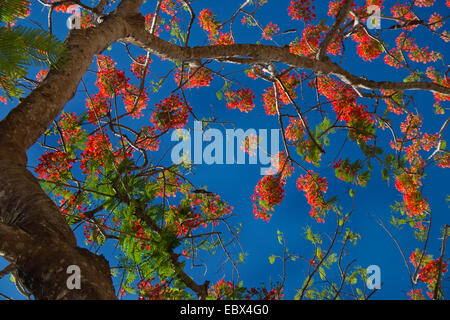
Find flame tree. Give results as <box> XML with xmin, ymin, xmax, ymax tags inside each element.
<box><xmin>0</xmin><ymin>0</ymin><xmax>448</xmax><ymax>300</ymax></box>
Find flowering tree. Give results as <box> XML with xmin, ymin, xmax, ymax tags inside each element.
<box><xmin>0</xmin><ymin>0</ymin><xmax>448</xmax><ymax>300</ymax></box>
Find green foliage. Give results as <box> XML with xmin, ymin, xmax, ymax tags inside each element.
<box><xmin>0</xmin><ymin>0</ymin><xmax>66</xmax><ymax>99</ymax></box>
<box><xmin>0</xmin><ymin>0</ymin><xmax>29</xmax><ymax>23</ymax></box>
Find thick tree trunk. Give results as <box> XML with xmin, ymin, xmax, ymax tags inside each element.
<box><xmin>0</xmin><ymin>0</ymin><xmax>143</xmax><ymax>300</ymax></box>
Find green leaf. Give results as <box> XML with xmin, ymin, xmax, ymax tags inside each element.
<box><xmin>277</xmin><ymin>229</ymin><xmax>283</xmax><ymax>245</ymax></box>
<box><xmin>269</xmin><ymin>255</ymin><xmax>276</xmax><ymax>264</ymax></box>
<box><xmin>382</xmin><ymin>168</ymin><xmax>389</xmax><ymax>181</ymax></box>
<box><xmin>0</xmin><ymin>0</ymin><xmax>29</xmax><ymax>24</ymax></box>
<box><xmin>319</xmin><ymin>267</ymin><xmax>326</xmax><ymax>280</ymax></box>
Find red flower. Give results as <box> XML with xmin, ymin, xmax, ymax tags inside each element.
<box><xmin>262</xmin><ymin>22</ymin><xmax>279</xmax><ymax>40</ymax></box>
<box><xmin>224</xmin><ymin>88</ymin><xmax>255</xmax><ymax>113</ymax></box>
<box><xmin>352</xmin><ymin>28</ymin><xmax>383</xmax><ymax>61</ymax></box>
<box><xmin>288</xmin><ymin>0</ymin><xmax>316</xmax><ymax>23</ymax></box>
<box><xmin>35</xmin><ymin>150</ymin><xmax>75</xmax><ymax>180</ymax></box>
<box><xmin>174</xmin><ymin>67</ymin><xmax>213</xmax><ymax>89</ymax></box>
<box><xmin>122</xmin><ymin>84</ymin><xmax>148</xmax><ymax>119</ymax></box>
<box><xmin>252</xmin><ymin>175</ymin><xmax>285</xmax><ymax>221</ymax></box>
<box><xmin>80</xmin><ymin>131</ymin><xmax>112</xmax><ymax>174</ymax></box>
<box><xmin>297</xmin><ymin>171</ymin><xmax>329</xmax><ymax>222</ymax></box>
<box><xmin>199</xmin><ymin>8</ymin><xmax>220</xmax><ymax>37</ymax></box>
<box><xmin>95</xmin><ymin>55</ymin><xmax>130</xmax><ymax>98</ymax></box>
<box><xmin>130</xmin><ymin>55</ymin><xmax>151</xmax><ymax>79</ymax></box>
<box><xmin>262</xmin><ymin>72</ymin><xmax>300</xmax><ymax>115</ymax></box>
<box><xmin>85</xmin><ymin>93</ymin><xmax>111</xmax><ymax>123</ymax></box>
<box><xmin>151</xmin><ymin>94</ymin><xmax>191</xmax><ymax>131</ymax></box>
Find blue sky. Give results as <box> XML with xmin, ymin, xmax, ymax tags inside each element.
<box><xmin>0</xmin><ymin>0</ymin><xmax>449</xmax><ymax>300</ymax></box>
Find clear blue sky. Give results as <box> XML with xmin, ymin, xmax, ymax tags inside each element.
<box><xmin>0</xmin><ymin>0</ymin><xmax>449</xmax><ymax>300</ymax></box>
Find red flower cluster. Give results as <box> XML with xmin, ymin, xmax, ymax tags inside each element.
<box><xmin>351</xmin><ymin>28</ymin><xmax>383</xmax><ymax>61</ymax></box>
<box><xmin>395</xmin><ymin>33</ymin><xmax>441</xmax><ymax>64</ymax></box>
<box><xmin>394</xmin><ymin>170</ymin><xmax>429</xmax><ymax>217</ymax></box>
<box><xmin>290</xmin><ymin>23</ymin><xmax>341</xmax><ymax>57</ymax></box>
<box><xmin>36</xmin><ymin>69</ymin><xmax>48</xmax><ymax>82</ymax></box>
<box><xmin>95</xmin><ymin>55</ymin><xmax>129</xmax><ymax>98</ymax></box>
<box><xmin>211</xmin><ymin>32</ymin><xmax>234</xmax><ymax>45</ymax></box>
<box><xmin>390</xmin><ymin>113</ymin><xmax>442</xmax><ymax>216</ymax></box>
<box><xmin>380</xmin><ymin>90</ymin><xmax>404</xmax><ymax>114</ymax></box>
<box><xmin>137</xmin><ymin>278</ymin><xmax>172</xmax><ymax>300</ymax></box>
<box><xmin>199</xmin><ymin>8</ymin><xmax>220</xmax><ymax>37</ymax></box>
<box><xmin>168</xmin><ymin>205</ymin><xmax>201</xmax><ymax>237</ymax></box>
<box><xmin>262</xmin><ymin>22</ymin><xmax>279</xmax><ymax>40</ymax></box>
<box><xmin>198</xmin><ymin>8</ymin><xmax>234</xmax><ymax>45</ymax></box>
<box><xmin>407</xmin><ymin>289</ymin><xmax>425</xmax><ymax>300</ymax></box>
<box><xmin>384</xmin><ymin>47</ymin><xmax>404</xmax><ymax>69</ymax></box>
<box><xmin>428</xmin><ymin>13</ymin><xmax>443</xmax><ymax>31</ymax></box>
<box><xmin>59</xmin><ymin>112</ymin><xmax>83</xmax><ymax>146</ymax></box>
<box><xmin>86</xmin><ymin>93</ymin><xmax>111</xmax><ymax>123</ymax></box>
<box><xmin>188</xmin><ymin>193</ymin><xmax>233</xmax><ymax>222</ymax></box>
<box><xmin>262</xmin><ymin>72</ymin><xmax>300</xmax><ymax>115</ymax></box>
<box><xmin>59</xmin><ymin>193</ymin><xmax>85</xmax><ymax>216</ymax></box>
<box><xmin>135</xmin><ymin>126</ymin><xmax>160</xmax><ymax>151</ymax></box>
<box><xmin>252</xmin><ymin>175</ymin><xmax>285</xmax><ymax>221</ymax></box>
<box><xmin>285</xmin><ymin>117</ymin><xmax>305</xmax><ymax>142</ymax></box>
<box><xmin>35</xmin><ymin>150</ymin><xmax>75</xmax><ymax>180</ymax></box>
<box><xmin>91</xmin><ymin>56</ymin><xmax>148</xmax><ymax>120</ymax></box>
<box><xmin>131</xmin><ymin>219</ymin><xmax>151</xmax><ymax>251</ymax></box>
<box><xmin>246</xmin><ymin>286</ymin><xmax>283</xmax><ymax>300</ymax></box>
<box><xmin>122</xmin><ymin>84</ymin><xmax>149</xmax><ymax>119</ymax></box>
<box><xmin>80</xmin><ymin>131</ymin><xmax>112</xmax><ymax>175</ymax></box>
<box><xmin>297</xmin><ymin>171</ymin><xmax>329</xmax><ymax>223</ymax></box>
<box><xmin>391</xmin><ymin>3</ymin><xmax>420</xmax><ymax>31</ymax></box>
<box><xmin>130</xmin><ymin>55</ymin><xmax>151</xmax><ymax>79</ymax></box>
<box><xmin>225</xmin><ymin>88</ymin><xmax>255</xmax><ymax>113</ymax></box>
<box><xmin>288</xmin><ymin>0</ymin><xmax>316</xmax><ymax>23</ymax></box>
<box><xmin>410</xmin><ymin>250</ymin><xmax>448</xmax><ymax>295</ymax></box>
<box><xmin>174</xmin><ymin>67</ymin><xmax>213</xmax><ymax>89</ymax></box>
<box><xmin>161</xmin><ymin>0</ymin><xmax>181</xmax><ymax>16</ymax></box>
<box><xmin>144</xmin><ymin>13</ymin><xmax>167</xmax><ymax>36</ymax></box>
<box><xmin>316</xmin><ymin>76</ymin><xmax>373</xmax><ymax>140</ymax></box>
<box><xmin>435</xmin><ymin>153</ymin><xmax>450</xmax><ymax>168</ymax></box>
<box><xmin>417</xmin><ymin>259</ymin><xmax>447</xmax><ymax>284</ymax></box>
<box><xmin>426</xmin><ymin>67</ymin><xmax>450</xmax><ymax>112</ymax></box>
<box><xmin>268</xmin><ymin>152</ymin><xmax>294</xmax><ymax>179</ymax></box>
<box><xmin>209</xmin><ymin>279</ymin><xmax>236</xmax><ymax>300</ymax></box>
<box><xmin>49</xmin><ymin>0</ymin><xmax>73</xmax><ymax>13</ymax></box>
<box><xmin>151</xmin><ymin>94</ymin><xmax>190</xmax><ymax>131</ymax></box>
<box><xmin>413</xmin><ymin>0</ymin><xmax>435</xmax><ymax>7</ymax></box>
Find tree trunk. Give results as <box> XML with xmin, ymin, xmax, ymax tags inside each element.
<box><xmin>0</xmin><ymin>0</ymin><xmax>144</xmax><ymax>300</ymax></box>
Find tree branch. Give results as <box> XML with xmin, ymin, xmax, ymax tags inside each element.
<box><xmin>125</xmin><ymin>14</ymin><xmax>450</xmax><ymax>96</ymax></box>
<box><xmin>317</xmin><ymin>0</ymin><xmax>353</xmax><ymax>61</ymax></box>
